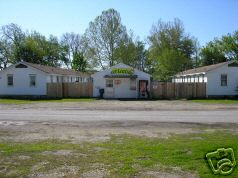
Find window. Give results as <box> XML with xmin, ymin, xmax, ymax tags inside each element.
<box><xmin>76</xmin><ymin>77</ymin><xmax>80</xmax><ymax>82</ymax></box>
<box><xmin>221</xmin><ymin>74</ymin><xmax>227</xmax><ymax>86</ymax></box>
<box><xmin>29</xmin><ymin>75</ymin><xmax>36</xmax><ymax>87</ymax></box>
<box><xmin>130</xmin><ymin>78</ymin><xmax>136</xmax><ymax>90</ymax></box>
<box><xmin>50</xmin><ymin>75</ymin><xmax>54</xmax><ymax>83</ymax></box>
<box><xmin>7</xmin><ymin>74</ymin><xmax>13</xmax><ymax>86</ymax></box>
<box><xmin>106</xmin><ymin>79</ymin><xmax>113</xmax><ymax>87</ymax></box>
<box><xmin>56</xmin><ymin>76</ymin><xmax>60</xmax><ymax>83</ymax></box>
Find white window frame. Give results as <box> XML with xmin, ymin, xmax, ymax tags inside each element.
<box><xmin>221</xmin><ymin>74</ymin><xmax>227</xmax><ymax>86</ymax></box>
<box><xmin>7</xmin><ymin>74</ymin><xmax>13</xmax><ymax>87</ymax></box>
<box><xmin>29</xmin><ymin>74</ymin><xmax>36</xmax><ymax>87</ymax></box>
<box><xmin>106</xmin><ymin>79</ymin><xmax>113</xmax><ymax>88</ymax></box>
<box><xmin>76</xmin><ymin>77</ymin><xmax>80</xmax><ymax>82</ymax></box>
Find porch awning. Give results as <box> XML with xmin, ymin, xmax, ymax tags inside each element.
<box><xmin>104</xmin><ymin>74</ymin><xmax>138</xmax><ymax>78</ymax></box>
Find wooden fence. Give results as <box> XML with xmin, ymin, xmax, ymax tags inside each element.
<box><xmin>47</xmin><ymin>83</ymin><xmax>63</xmax><ymax>98</ymax></box>
<box><xmin>47</xmin><ymin>81</ymin><xmax>206</xmax><ymax>99</ymax></box>
<box><xmin>151</xmin><ymin>82</ymin><xmax>206</xmax><ymax>99</ymax></box>
<box><xmin>47</xmin><ymin>82</ymin><xmax>93</xmax><ymax>98</ymax></box>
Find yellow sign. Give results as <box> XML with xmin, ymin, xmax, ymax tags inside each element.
<box><xmin>111</xmin><ymin>68</ymin><xmax>134</xmax><ymax>75</ymax></box>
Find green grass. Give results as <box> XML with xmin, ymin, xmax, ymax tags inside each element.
<box><xmin>192</xmin><ymin>99</ymin><xmax>238</xmax><ymax>104</ymax></box>
<box><xmin>0</xmin><ymin>98</ymin><xmax>95</xmax><ymax>104</ymax></box>
<box><xmin>0</xmin><ymin>131</ymin><xmax>238</xmax><ymax>177</ymax></box>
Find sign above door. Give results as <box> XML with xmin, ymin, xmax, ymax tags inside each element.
<box><xmin>111</xmin><ymin>68</ymin><xmax>134</xmax><ymax>75</ymax></box>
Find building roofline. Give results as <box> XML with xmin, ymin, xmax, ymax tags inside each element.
<box><xmin>175</xmin><ymin>61</ymin><xmax>234</xmax><ymax>77</ymax></box>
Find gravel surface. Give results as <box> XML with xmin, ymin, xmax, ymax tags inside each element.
<box><xmin>1</xmin><ymin>100</ymin><xmax>238</xmax><ymax>111</ymax></box>
<box><xmin>0</xmin><ymin>100</ymin><xmax>237</xmax><ymax>143</ymax></box>
<box><xmin>0</xmin><ymin>100</ymin><xmax>236</xmax><ymax>177</ymax></box>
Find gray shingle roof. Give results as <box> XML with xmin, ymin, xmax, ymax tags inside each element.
<box><xmin>21</xmin><ymin>61</ymin><xmax>90</xmax><ymax>77</ymax></box>
<box><xmin>176</xmin><ymin>61</ymin><xmax>229</xmax><ymax>76</ymax></box>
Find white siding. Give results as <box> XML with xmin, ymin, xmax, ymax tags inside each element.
<box><xmin>0</xmin><ymin>65</ymin><xmax>48</xmax><ymax>95</ymax></box>
<box><xmin>92</xmin><ymin>63</ymin><xmax>150</xmax><ymax>98</ymax></box>
<box><xmin>114</xmin><ymin>78</ymin><xmax>137</xmax><ymax>98</ymax></box>
<box><xmin>206</xmin><ymin>65</ymin><xmax>238</xmax><ymax>96</ymax></box>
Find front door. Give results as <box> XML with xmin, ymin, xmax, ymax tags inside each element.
<box><xmin>105</xmin><ymin>79</ymin><xmax>114</xmax><ymax>98</ymax></box>
<box><xmin>139</xmin><ymin>80</ymin><xmax>148</xmax><ymax>98</ymax></box>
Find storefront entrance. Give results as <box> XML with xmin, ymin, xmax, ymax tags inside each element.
<box><xmin>104</xmin><ymin>78</ymin><xmax>138</xmax><ymax>98</ymax></box>
<box><xmin>105</xmin><ymin>79</ymin><xmax>114</xmax><ymax>98</ymax></box>
<box><xmin>92</xmin><ymin>63</ymin><xmax>151</xmax><ymax>98</ymax></box>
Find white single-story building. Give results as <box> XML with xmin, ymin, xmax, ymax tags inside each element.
<box><xmin>0</xmin><ymin>61</ymin><xmax>90</xmax><ymax>97</ymax></box>
<box><xmin>173</xmin><ymin>61</ymin><xmax>238</xmax><ymax>97</ymax></box>
<box><xmin>92</xmin><ymin>63</ymin><xmax>151</xmax><ymax>99</ymax></box>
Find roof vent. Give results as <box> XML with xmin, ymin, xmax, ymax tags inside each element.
<box><xmin>15</xmin><ymin>64</ymin><xmax>28</xmax><ymax>68</ymax></box>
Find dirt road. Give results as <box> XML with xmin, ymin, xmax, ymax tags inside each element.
<box><xmin>0</xmin><ymin>109</ymin><xmax>238</xmax><ymax>123</ymax></box>
<box><xmin>0</xmin><ymin>100</ymin><xmax>238</xmax><ymax>143</ymax></box>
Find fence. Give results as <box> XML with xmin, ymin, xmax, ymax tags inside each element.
<box><xmin>47</xmin><ymin>82</ymin><xmax>93</xmax><ymax>98</ymax></box>
<box><xmin>151</xmin><ymin>82</ymin><xmax>206</xmax><ymax>99</ymax></box>
<box><xmin>47</xmin><ymin>81</ymin><xmax>206</xmax><ymax>99</ymax></box>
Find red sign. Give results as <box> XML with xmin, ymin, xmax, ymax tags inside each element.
<box><xmin>115</xmin><ymin>80</ymin><xmax>121</xmax><ymax>85</ymax></box>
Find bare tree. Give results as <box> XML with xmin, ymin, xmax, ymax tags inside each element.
<box><xmin>83</xmin><ymin>8</ymin><xmax>128</xmax><ymax>69</ymax></box>
<box><xmin>1</xmin><ymin>23</ymin><xmax>25</xmax><ymax>47</ymax></box>
<box><xmin>0</xmin><ymin>23</ymin><xmax>25</xmax><ymax>67</ymax></box>
<box><xmin>61</xmin><ymin>32</ymin><xmax>82</xmax><ymax>68</ymax></box>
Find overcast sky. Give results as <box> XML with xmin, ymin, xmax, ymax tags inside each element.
<box><xmin>0</xmin><ymin>0</ymin><xmax>238</xmax><ymax>46</ymax></box>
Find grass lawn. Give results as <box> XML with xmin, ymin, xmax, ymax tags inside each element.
<box><xmin>0</xmin><ymin>98</ymin><xmax>96</xmax><ymax>104</ymax></box>
<box><xmin>0</xmin><ymin>131</ymin><xmax>237</xmax><ymax>177</ymax></box>
<box><xmin>192</xmin><ymin>99</ymin><xmax>238</xmax><ymax>104</ymax></box>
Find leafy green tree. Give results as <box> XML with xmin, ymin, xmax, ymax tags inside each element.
<box><xmin>148</xmin><ymin>18</ymin><xmax>196</xmax><ymax>81</ymax></box>
<box><xmin>83</xmin><ymin>8</ymin><xmax>128</xmax><ymax>69</ymax></box>
<box><xmin>115</xmin><ymin>38</ymin><xmax>149</xmax><ymax>71</ymax></box>
<box><xmin>154</xmin><ymin>49</ymin><xmax>188</xmax><ymax>81</ymax></box>
<box><xmin>14</xmin><ymin>32</ymin><xmax>68</xmax><ymax>67</ymax></box>
<box><xmin>0</xmin><ymin>40</ymin><xmax>10</xmax><ymax>69</ymax></box>
<box><xmin>222</xmin><ymin>31</ymin><xmax>238</xmax><ymax>60</ymax></box>
<box><xmin>0</xmin><ymin>24</ymin><xmax>69</xmax><ymax>67</ymax></box>
<box><xmin>200</xmin><ymin>40</ymin><xmax>226</xmax><ymax>65</ymax></box>
<box><xmin>72</xmin><ymin>52</ymin><xmax>87</xmax><ymax>72</ymax></box>
<box><xmin>201</xmin><ymin>31</ymin><xmax>238</xmax><ymax>65</ymax></box>
<box><xmin>135</xmin><ymin>41</ymin><xmax>149</xmax><ymax>72</ymax></box>
<box><xmin>192</xmin><ymin>38</ymin><xmax>202</xmax><ymax>67</ymax></box>
<box><xmin>114</xmin><ymin>32</ymin><xmax>137</xmax><ymax>67</ymax></box>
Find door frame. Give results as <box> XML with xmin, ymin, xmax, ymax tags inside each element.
<box><xmin>139</xmin><ymin>80</ymin><xmax>148</xmax><ymax>98</ymax></box>
<box><xmin>105</xmin><ymin>79</ymin><xmax>115</xmax><ymax>98</ymax></box>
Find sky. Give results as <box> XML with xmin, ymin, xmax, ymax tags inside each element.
<box><xmin>0</xmin><ymin>0</ymin><xmax>238</xmax><ymax>46</ymax></box>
